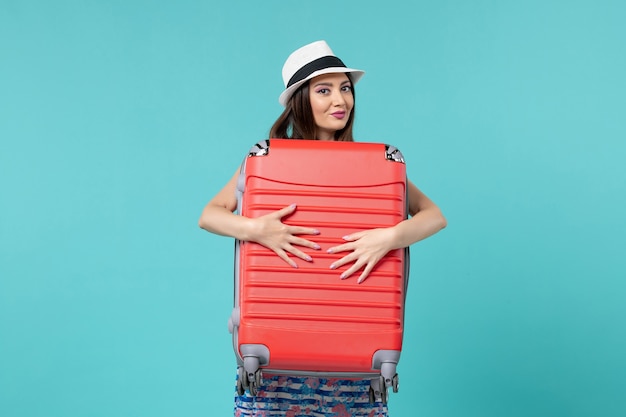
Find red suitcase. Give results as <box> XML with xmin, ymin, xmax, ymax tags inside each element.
<box><xmin>228</xmin><ymin>139</ymin><xmax>409</xmax><ymax>402</ymax></box>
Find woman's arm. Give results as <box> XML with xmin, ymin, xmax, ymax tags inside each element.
<box><xmin>326</xmin><ymin>179</ymin><xmax>447</xmax><ymax>283</ymax></box>
<box><xmin>198</xmin><ymin>168</ymin><xmax>321</xmax><ymax>267</ymax></box>
<box><xmin>392</xmin><ymin>179</ymin><xmax>448</xmax><ymax>247</ymax></box>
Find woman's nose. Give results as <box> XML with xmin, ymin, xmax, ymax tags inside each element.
<box><xmin>331</xmin><ymin>90</ymin><xmax>346</xmax><ymax>105</ymax></box>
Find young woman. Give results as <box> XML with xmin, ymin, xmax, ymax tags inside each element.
<box><xmin>199</xmin><ymin>40</ymin><xmax>446</xmax><ymax>416</ymax></box>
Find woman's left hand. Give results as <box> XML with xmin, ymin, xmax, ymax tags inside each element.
<box><xmin>326</xmin><ymin>227</ymin><xmax>396</xmax><ymax>284</ymax></box>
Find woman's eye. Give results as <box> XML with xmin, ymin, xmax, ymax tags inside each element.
<box><xmin>341</xmin><ymin>85</ymin><xmax>352</xmax><ymax>92</ymax></box>
<box><xmin>317</xmin><ymin>88</ymin><xmax>329</xmax><ymax>94</ymax></box>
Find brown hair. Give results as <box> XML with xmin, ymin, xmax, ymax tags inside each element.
<box><xmin>269</xmin><ymin>78</ymin><xmax>356</xmax><ymax>142</ymax></box>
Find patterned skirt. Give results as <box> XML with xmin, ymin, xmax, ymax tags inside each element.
<box><xmin>234</xmin><ymin>374</ymin><xmax>389</xmax><ymax>417</ymax></box>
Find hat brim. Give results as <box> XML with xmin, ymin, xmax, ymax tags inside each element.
<box><xmin>278</xmin><ymin>67</ymin><xmax>364</xmax><ymax>106</ymax></box>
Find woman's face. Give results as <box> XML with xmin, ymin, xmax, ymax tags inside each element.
<box><xmin>308</xmin><ymin>72</ymin><xmax>354</xmax><ymax>140</ymax></box>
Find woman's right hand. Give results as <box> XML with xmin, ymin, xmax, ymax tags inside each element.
<box><xmin>247</xmin><ymin>204</ymin><xmax>320</xmax><ymax>268</ymax></box>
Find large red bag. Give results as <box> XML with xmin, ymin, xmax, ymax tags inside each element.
<box><xmin>228</xmin><ymin>139</ymin><xmax>409</xmax><ymax>403</ymax></box>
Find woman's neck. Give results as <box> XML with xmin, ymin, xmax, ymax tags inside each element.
<box><xmin>316</xmin><ymin>130</ymin><xmax>335</xmax><ymax>141</ymax></box>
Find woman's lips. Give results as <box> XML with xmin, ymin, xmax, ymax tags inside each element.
<box><xmin>331</xmin><ymin>111</ymin><xmax>346</xmax><ymax>119</ymax></box>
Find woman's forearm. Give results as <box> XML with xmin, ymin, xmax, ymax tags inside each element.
<box><xmin>198</xmin><ymin>204</ymin><xmax>254</xmax><ymax>241</ymax></box>
<box><xmin>391</xmin><ymin>206</ymin><xmax>447</xmax><ymax>250</ymax></box>
<box><xmin>198</xmin><ymin>169</ymin><xmax>254</xmax><ymax>240</ymax></box>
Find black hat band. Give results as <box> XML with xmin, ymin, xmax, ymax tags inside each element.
<box><xmin>286</xmin><ymin>56</ymin><xmax>347</xmax><ymax>88</ymax></box>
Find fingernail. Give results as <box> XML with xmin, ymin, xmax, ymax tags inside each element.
<box><xmin>329</xmin><ymin>264</ymin><xmax>336</xmax><ymax>270</ymax></box>
<box><xmin>305</xmin><ymin>255</ymin><xmax>312</xmax><ymax>261</ymax></box>
<box><xmin>313</xmin><ymin>230</ymin><xmax>320</xmax><ymax>235</ymax></box>
<box><xmin>292</xmin><ymin>263</ymin><xmax>298</xmax><ymax>269</ymax></box>
<box><xmin>326</xmin><ymin>248</ymin><xmax>334</xmax><ymax>254</ymax></box>
<box><xmin>340</xmin><ymin>272</ymin><xmax>347</xmax><ymax>279</ymax></box>
<box><xmin>290</xmin><ymin>203</ymin><xmax>297</xmax><ymax>209</ymax></box>
<box><xmin>313</xmin><ymin>244</ymin><xmax>321</xmax><ymax>250</ymax></box>
<box><xmin>357</xmin><ymin>278</ymin><xmax>364</xmax><ymax>284</ymax></box>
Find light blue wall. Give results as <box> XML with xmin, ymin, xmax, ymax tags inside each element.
<box><xmin>1</xmin><ymin>1</ymin><xmax>625</xmax><ymax>416</ymax></box>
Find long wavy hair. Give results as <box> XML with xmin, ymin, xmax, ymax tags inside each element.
<box><xmin>269</xmin><ymin>77</ymin><xmax>356</xmax><ymax>142</ymax></box>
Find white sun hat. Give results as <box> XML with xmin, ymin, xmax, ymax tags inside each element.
<box><xmin>278</xmin><ymin>40</ymin><xmax>365</xmax><ymax>106</ymax></box>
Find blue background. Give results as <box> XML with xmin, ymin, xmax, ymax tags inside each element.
<box><xmin>1</xmin><ymin>1</ymin><xmax>625</xmax><ymax>416</ymax></box>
